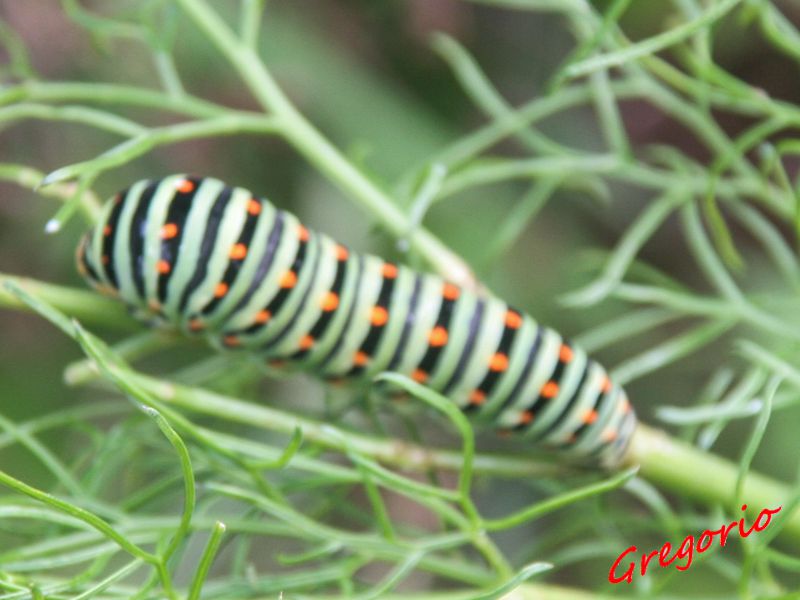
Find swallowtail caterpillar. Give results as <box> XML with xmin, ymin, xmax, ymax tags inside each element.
<box><xmin>77</xmin><ymin>174</ymin><xmax>637</xmax><ymax>467</ymax></box>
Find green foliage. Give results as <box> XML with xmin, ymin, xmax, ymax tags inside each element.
<box><xmin>1</xmin><ymin>0</ymin><xmax>800</xmax><ymax>598</ymax></box>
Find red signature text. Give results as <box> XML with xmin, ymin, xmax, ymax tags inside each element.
<box><xmin>609</xmin><ymin>504</ymin><xmax>782</xmax><ymax>584</ymax></box>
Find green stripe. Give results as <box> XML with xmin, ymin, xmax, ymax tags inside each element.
<box><xmin>392</xmin><ymin>274</ymin><xmax>443</xmax><ymax>377</ymax></box>
<box><xmin>307</xmin><ymin>247</ymin><xmax>376</xmax><ymax>371</ymax></box>
<box><xmin>143</xmin><ymin>174</ymin><xmax>185</xmax><ymax>305</ymax></box>
<box><xmin>89</xmin><ymin>198</ymin><xmax>117</xmax><ymax>289</ymax></box>
<box><xmin>162</xmin><ymin>178</ymin><xmax>223</xmax><ymax>324</ymax></box>
<box><xmin>444</xmin><ymin>297</ymin><xmax>506</xmax><ymax>405</ymax></box>
<box><xmin>254</xmin><ymin>230</ymin><xmax>321</xmax><ymax>350</ymax></box>
<box><xmin>112</xmin><ymin>179</ymin><xmax>149</xmax><ymax>306</ymax></box>
<box><xmin>480</xmin><ymin>318</ymin><xmax>538</xmax><ymax>419</ymax></box>
<box><xmin>270</xmin><ymin>234</ymin><xmax>337</xmax><ymax>357</ymax></box>
<box><xmin>534</xmin><ymin>360</ymin><xmax>601</xmax><ymax>443</ymax></box>
<box><xmin>205</xmin><ymin>194</ymin><xmax>277</xmax><ymax>329</ymax></box>
<box><xmin>227</xmin><ymin>211</ymin><xmax>300</xmax><ymax>335</ymax></box>
<box><xmin>425</xmin><ymin>290</ymin><xmax>478</xmax><ymax>397</ymax></box>
<box><xmin>495</xmin><ymin>327</ymin><xmax>562</xmax><ymax>429</ymax></box>
<box><xmin>184</xmin><ymin>186</ymin><xmax>249</xmax><ymax>320</ymax></box>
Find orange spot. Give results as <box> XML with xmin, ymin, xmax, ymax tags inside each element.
<box><xmin>320</xmin><ymin>291</ymin><xmax>339</xmax><ymax>312</ymax></box>
<box><xmin>189</xmin><ymin>318</ymin><xmax>204</xmax><ymax>332</ymax></box>
<box><xmin>156</xmin><ymin>259</ymin><xmax>171</xmax><ymax>274</ymax></box>
<box><xmin>429</xmin><ymin>326</ymin><xmax>448</xmax><ymax>347</ymax></box>
<box><xmin>254</xmin><ymin>309</ymin><xmax>271</xmax><ymax>324</ymax></box>
<box><xmin>488</xmin><ymin>352</ymin><xmax>509</xmax><ymax>372</ymax></box>
<box><xmin>299</xmin><ymin>335</ymin><xmax>314</xmax><ymax>350</ymax></box>
<box><xmin>600</xmin><ymin>376</ymin><xmax>612</xmax><ymax>393</ymax></box>
<box><xmin>469</xmin><ymin>390</ymin><xmax>486</xmax><ymax>405</ymax></box>
<box><xmin>370</xmin><ymin>306</ymin><xmax>389</xmax><ymax>327</ymax></box>
<box><xmin>620</xmin><ymin>397</ymin><xmax>631</xmax><ymax>413</ymax></box>
<box><xmin>103</xmin><ymin>224</ymin><xmax>112</xmax><ymax>236</ymax></box>
<box><xmin>161</xmin><ymin>223</ymin><xmax>179</xmax><ymax>239</ymax></box>
<box><xmin>229</xmin><ymin>243</ymin><xmax>247</xmax><ymax>260</ymax></box>
<box><xmin>298</xmin><ymin>225</ymin><xmax>310</xmax><ymax>242</ymax></box>
<box><xmin>442</xmin><ymin>283</ymin><xmax>460</xmax><ymax>301</ymax></box>
<box><xmin>214</xmin><ymin>282</ymin><xmax>229</xmax><ymax>298</ymax></box>
<box><xmin>582</xmin><ymin>409</ymin><xmax>598</xmax><ymax>425</ymax></box>
<box><xmin>335</xmin><ymin>244</ymin><xmax>349</xmax><ymax>261</ymax></box>
<box><xmin>247</xmin><ymin>199</ymin><xmax>261</xmax><ymax>215</ymax></box>
<box><xmin>602</xmin><ymin>429</ymin><xmax>618</xmax><ymax>443</ymax></box>
<box><xmin>102</xmin><ymin>255</ymin><xmax>110</xmax><ymax>265</ymax></box>
<box><xmin>505</xmin><ymin>310</ymin><xmax>522</xmax><ymax>329</ymax></box>
<box><xmin>566</xmin><ymin>433</ymin><xmax>578</xmax><ymax>444</ymax></box>
<box><xmin>223</xmin><ymin>335</ymin><xmax>240</xmax><ymax>347</ymax></box>
<box><xmin>354</xmin><ymin>351</ymin><xmax>369</xmax><ymax>366</ymax></box>
<box><xmin>559</xmin><ymin>344</ymin><xmax>574</xmax><ymax>363</ymax></box>
<box><xmin>411</xmin><ymin>369</ymin><xmax>428</xmax><ymax>383</ymax></box>
<box><xmin>176</xmin><ymin>179</ymin><xmax>195</xmax><ymax>193</ymax></box>
<box><xmin>148</xmin><ymin>299</ymin><xmax>161</xmax><ymax>312</ymax></box>
<box><xmin>519</xmin><ymin>410</ymin><xmax>534</xmax><ymax>425</ymax></box>
<box><xmin>541</xmin><ymin>381</ymin><xmax>559</xmax><ymax>398</ymax></box>
<box><xmin>382</xmin><ymin>263</ymin><xmax>398</xmax><ymax>279</ymax></box>
<box><xmin>280</xmin><ymin>270</ymin><xmax>297</xmax><ymax>289</ymax></box>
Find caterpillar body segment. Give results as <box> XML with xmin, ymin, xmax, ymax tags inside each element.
<box><xmin>77</xmin><ymin>174</ymin><xmax>637</xmax><ymax>467</ymax></box>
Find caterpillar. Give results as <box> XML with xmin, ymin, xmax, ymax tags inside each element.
<box><xmin>76</xmin><ymin>174</ymin><xmax>637</xmax><ymax>467</ymax></box>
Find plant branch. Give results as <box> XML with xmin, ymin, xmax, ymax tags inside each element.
<box><xmin>174</xmin><ymin>0</ymin><xmax>477</xmax><ymax>288</ymax></box>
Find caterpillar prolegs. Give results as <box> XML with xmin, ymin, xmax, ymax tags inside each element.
<box><xmin>76</xmin><ymin>174</ymin><xmax>637</xmax><ymax>467</ymax></box>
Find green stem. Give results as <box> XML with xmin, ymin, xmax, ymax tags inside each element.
<box><xmin>0</xmin><ymin>81</ymin><xmax>227</xmax><ymax>118</ymax></box>
<box><xmin>129</xmin><ymin>370</ymin><xmax>563</xmax><ymax>479</ymax></box>
<box><xmin>0</xmin><ymin>103</ymin><xmax>145</xmax><ymax>136</ymax></box>
<box><xmin>174</xmin><ymin>0</ymin><xmax>476</xmax><ymax>288</ymax></box>
<box><xmin>42</xmin><ymin>114</ymin><xmax>282</xmax><ymax>186</ymax></box>
<box><xmin>0</xmin><ymin>164</ymin><xmax>102</xmax><ymax>222</ymax></box>
<box><xmin>623</xmin><ymin>423</ymin><xmax>800</xmax><ymax>545</ymax></box>
<box><xmin>563</xmin><ymin>0</ymin><xmax>743</xmax><ymax>79</ymax></box>
<box><xmin>0</xmin><ymin>274</ymin><xmax>139</xmax><ymax>330</ymax></box>
<box><xmin>187</xmin><ymin>522</ymin><xmax>226</xmax><ymax>600</ymax></box>
<box><xmin>3</xmin><ymin>272</ymin><xmax>799</xmax><ymax>547</ymax></box>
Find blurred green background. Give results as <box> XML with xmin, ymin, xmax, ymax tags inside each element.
<box><xmin>1</xmin><ymin>1</ymin><xmax>800</xmax><ymax>596</ymax></box>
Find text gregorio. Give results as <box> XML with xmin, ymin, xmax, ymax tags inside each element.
<box><xmin>608</xmin><ymin>504</ymin><xmax>783</xmax><ymax>584</ymax></box>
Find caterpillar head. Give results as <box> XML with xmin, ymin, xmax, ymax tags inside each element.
<box><xmin>75</xmin><ymin>189</ymin><xmax>128</xmax><ymax>299</ymax></box>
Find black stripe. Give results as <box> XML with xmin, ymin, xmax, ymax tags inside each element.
<box><xmin>158</xmin><ymin>178</ymin><xmax>200</xmax><ymax>302</ymax></box>
<box><xmin>129</xmin><ymin>181</ymin><xmax>160</xmax><ymax>302</ymax></box>
<box><xmin>177</xmin><ymin>185</ymin><xmax>234</xmax><ymax>314</ymax></box>
<box><xmin>489</xmin><ymin>325</ymin><xmax>543</xmax><ymax>418</ymax></box>
<box><xmin>346</xmin><ymin>264</ymin><xmax>397</xmax><ymax>376</ymax></box>
<box><xmin>100</xmin><ymin>189</ymin><xmax>128</xmax><ymax>288</ymax></box>
<box><xmin>525</xmin><ymin>360</ymin><xmax>591</xmax><ymax>439</ymax></box>
<box><xmin>291</xmin><ymin>249</ymin><xmax>350</xmax><ymax>360</ymax></box>
<box><xmin>471</xmin><ymin>308</ymin><xmax>520</xmax><ymax>400</ymax></box>
<box><xmin>571</xmin><ymin>384</ymin><xmax>615</xmax><ymax>443</ymax></box>
<box><xmin>415</xmin><ymin>292</ymin><xmax>456</xmax><ymax>375</ymax></box>
<box><xmin>442</xmin><ymin>298</ymin><xmax>485</xmax><ymax>396</ymax></box>
<box><xmin>513</xmin><ymin>347</ymin><xmax>569</xmax><ymax>422</ymax></box>
<box><xmin>200</xmin><ymin>198</ymin><xmax>261</xmax><ymax>316</ymax></box>
<box><xmin>386</xmin><ymin>273</ymin><xmax>424</xmax><ymax>372</ymax></box>
<box><xmin>242</xmin><ymin>228</ymin><xmax>308</xmax><ymax>335</ymax></box>
<box><xmin>263</xmin><ymin>234</ymin><xmax>325</xmax><ymax>353</ymax></box>
<box><xmin>318</xmin><ymin>255</ymin><xmax>365</xmax><ymax>370</ymax></box>
<box><xmin>227</xmin><ymin>211</ymin><xmax>285</xmax><ymax>318</ymax></box>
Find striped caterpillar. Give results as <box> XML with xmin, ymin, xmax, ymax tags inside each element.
<box><xmin>76</xmin><ymin>174</ymin><xmax>637</xmax><ymax>467</ymax></box>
